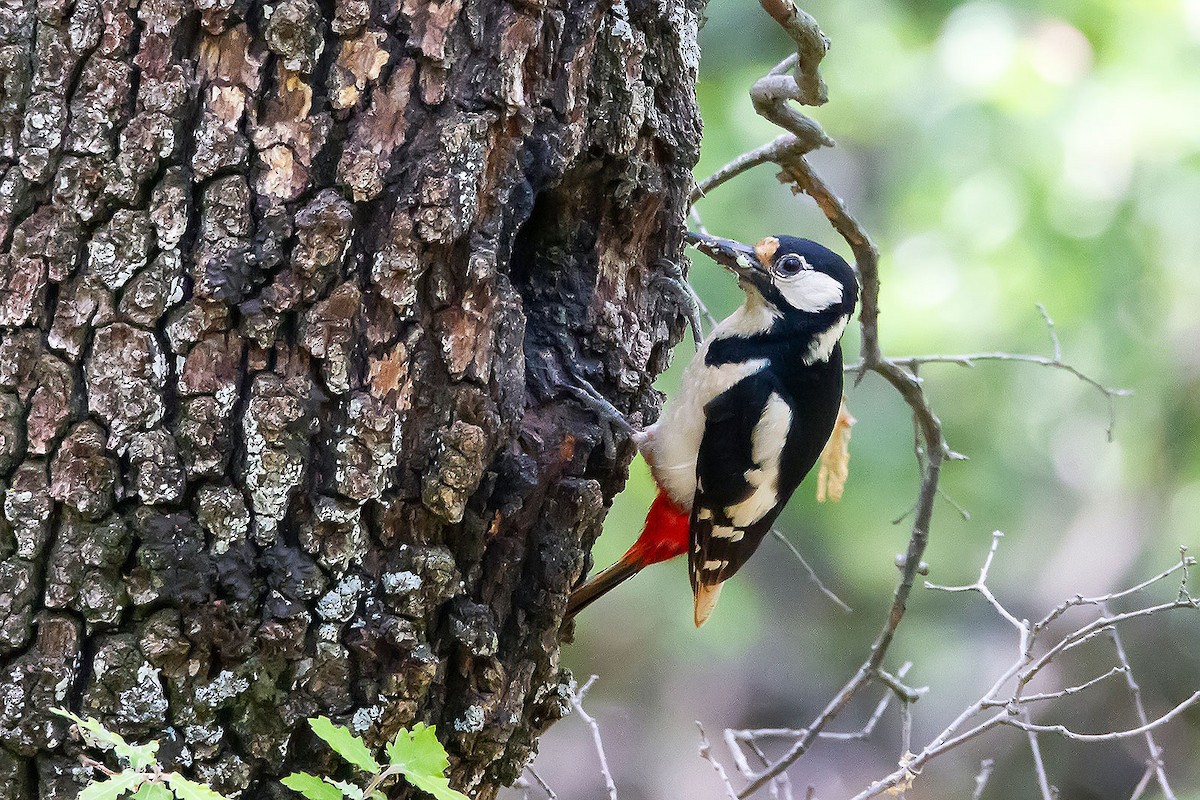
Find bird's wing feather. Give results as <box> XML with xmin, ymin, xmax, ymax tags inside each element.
<box><xmin>689</xmin><ymin>373</ymin><xmax>792</xmax><ymax>610</ymax></box>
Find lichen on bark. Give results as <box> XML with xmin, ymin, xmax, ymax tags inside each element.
<box><xmin>0</xmin><ymin>0</ymin><xmax>704</xmax><ymax>797</ymax></box>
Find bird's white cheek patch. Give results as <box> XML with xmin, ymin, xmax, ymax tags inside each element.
<box><xmin>778</xmin><ymin>271</ymin><xmax>843</xmax><ymax>313</ymax></box>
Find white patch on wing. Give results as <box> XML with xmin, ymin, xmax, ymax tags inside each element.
<box><xmin>727</xmin><ymin>392</ymin><xmax>792</xmax><ymax>528</ymax></box>
<box><xmin>703</xmin><ymin>559</ymin><xmax>728</xmax><ymax>571</ymax></box>
<box><xmin>777</xmin><ymin>270</ymin><xmax>844</xmax><ymax>313</ymax></box>
<box><xmin>697</xmin><ymin>507</ymin><xmax>713</xmax><ymax>520</ymax></box>
<box><xmin>805</xmin><ymin>314</ymin><xmax>850</xmax><ymax>364</ymax></box>
<box><xmin>710</xmin><ymin>526</ymin><xmax>736</xmax><ymax>539</ymax></box>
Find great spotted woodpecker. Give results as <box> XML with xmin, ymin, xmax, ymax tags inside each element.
<box><xmin>568</xmin><ymin>232</ymin><xmax>859</xmax><ymax>626</ymax></box>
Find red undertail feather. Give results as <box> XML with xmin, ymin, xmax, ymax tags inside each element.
<box><xmin>566</xmin><ymin>489</ymin><xmax>690</xmax><ymax>619</ymax></box>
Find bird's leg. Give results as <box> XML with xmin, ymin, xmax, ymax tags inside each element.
<box><xmin>564</xmin><ymin>374</ymin><xmax>637</xmax><ymax>437</ymax></box>
<box><xmin>651</xmin><ymin>257</ymin><xmax>705</xmax><ymax>347</ymax></box>
<box><xmin>556</xmin><ymin>359</ymin><xmax>650</xmax><ymax>464</ymax></box>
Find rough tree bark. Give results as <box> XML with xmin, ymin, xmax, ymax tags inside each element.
<box><xmin>0</xmin><ymin>0</ymin><xmax>702</xmax><ymax>797</ymax></box>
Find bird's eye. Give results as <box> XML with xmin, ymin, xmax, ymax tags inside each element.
<box><xmin>774</xmin><ymin>254</ymin><xmax>809</xmax><ymax>277</ymax></box>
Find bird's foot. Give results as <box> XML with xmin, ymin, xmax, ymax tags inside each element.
<box><xmin>562</xmin><ymin>369</ymin><xmax>638</xmax><ymax>438</ymax></box>
<box><xmin>557</xmin><ymin>362</ymin><xmax>648</xmax><ymax>464</ymax></box>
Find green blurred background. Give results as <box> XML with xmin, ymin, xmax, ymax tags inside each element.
<box><xmin>518</xmin><ymin>1</ymin><xmax>1200</xmax><ymax>797</ymax></box>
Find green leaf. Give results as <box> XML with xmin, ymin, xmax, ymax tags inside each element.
<box><xmin>384</xmin><ymin>724</ymin><xmax>446</xmax><ymax>775</ymax></box>
<box><xmin>308</xmin><ymin>717</ymin><xmax>380</xmax><ymax>773</ymax></box>
<box><xmin>400</xmin><ymin>772</ymin><xmax>467</xmax><ymax>800</ymax></box>
<box><xmin>385</xmin><ymin>724</ymin><xmax>470</xmax><ymax>800</ymax></box>
<box><xmin>132</xmin><ymin>783</ymin><xmax>173</xmax><ymax>800</ymax></box>
<box><xmin>281</xmin><ymin>773</ymin><xmax>346</xmax><ymax>800</ymax></box>
<box><xmin>51</xmin><ymin>708</ymin><xmax>159</xmax><ymax>769</ymax></box>
<box><xmin>163</xmin><ymin>774</ymin><xmax>235</xmax><ymax>800</ymax></box>
<box><xmin>78</xmin><ymin>770</ymin><xmax>143</xmax><ymax>800</ymax></box>
<box><xmin>327</xmin><ymin>780</ymin><xmax>364</xmax><ymax>800</ymax></box>
<box><xmin>116</xmin><ymin>741</ymin><xmax>160</xmax><ymax>771</ymax></box>
<box><xmin>53</xmin><ymin>708</ymin><xmax>128</xmax><ymax>751</ymax></box>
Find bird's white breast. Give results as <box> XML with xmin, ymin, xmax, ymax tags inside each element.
<box><xmin>636</xmin><ymin>301</ymin><xmax>774</xmax><ymax>509</ymax></box>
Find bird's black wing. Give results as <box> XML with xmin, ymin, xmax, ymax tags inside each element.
<box><xmin>689</xmin><ymin>372</ymin><xmax>792</xmax><ymax>621</ymax></box>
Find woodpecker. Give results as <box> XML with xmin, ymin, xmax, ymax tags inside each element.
<box><xmin>567</xmin><ymin>232</ymin><xmax>859</xmax><ymax>626</ymax></box>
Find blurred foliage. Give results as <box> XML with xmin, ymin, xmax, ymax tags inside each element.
<box><xmin>542</xmin><ymin>1</ymin><xmax>1200</xmax><ymax>799</ymax></box>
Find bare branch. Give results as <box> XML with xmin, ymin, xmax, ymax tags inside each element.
<box><xmin>927</xmin><ymin>531</ymin><xmax>1027</xmax><ymax>636</ymax></box>
<box><xmin>525</xmin><ymin>767</ymin><xmax>558</xmax><ymax>800</ymax></box>
<box><xmin>770</xmin><ymin>527</ymin><xmax>853</xmax><ymax>613</ymax></box>
<box><xmin>1036</xmin><ymin>304</ymin><xmax>1063</xmax><ymax>362</ymax></box>
<box><xmin>569</xmin><ymin>676</ymin><xmax>618</xmax><ymax>800</ymax></box>
<box><xmin>730</xmin><ymin>663</ymin><xmax>916</xmax><ymax>757</ymax></box>
<box><xmin>1023</xmin><ymin>600</ymin><xmax>1197</xmax><ymax>688</ymax></box>
<box><xmin>1024</xmin><ymin>710</ymin><xmax>1055</xmax><ymax>800</ymax></box>
<box><xmin>691</xmin><ymin>135</ymin><xmax>799</xmax><ymax>206</ymax></box>
<box><xmin>873</xmin><ymin>326</ymin><xmax>1133</xmax><ymax>442</ymax></box>
<box><xmin>1001</xmin><ymin>692</ymin><xmax>1200</xmax><ymax>741</ymax></box>
<box><xmin>984</xmin><ymin>666</ymin><xmax>1127</xmax><ymax>707</ymax></box>
<box><xmin>842</xmin><ymin>538</ymin><xmax>1200</xmax><ymax>800</ymax></box>
<box><xmin>1034</xmin><ymin>553</ymin><xmax>1196</xmax><ymax>634</ymax></box>
<box><xmin>872</xmin><ymin>665</ymin><xmax>926</xmax><ymax>705</ymax></box>
<box><xmin>1106</xmin><ymin>613</ymin><xmax>1177</xmax><ymax>800</ymax></box>
<box><xmin>1128</xmin><ymin>765</ymin><xmax>1156</xmax><ymax>800</ymax></box>
<box><xmin>698</xmin><ymin>723</ymin><xmax>741</xmax><ymax>800</ymax></box>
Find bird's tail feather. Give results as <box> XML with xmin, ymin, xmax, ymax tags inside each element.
<box><xmin>565</xmin><ymin>552</ymin><xmax>642</xmax><ymax>620</ymax></box>
<box><xmin>693</xmin><ymin>581</ymin><xmax>724</xmax><ymax>627</ymax></box>
<box><xmin>566</xmin><ymin>489</ymin><xmax>690</xmax><ymax>620</ymax></box>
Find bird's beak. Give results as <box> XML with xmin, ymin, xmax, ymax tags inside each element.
<box><xmin>684</xmin><ymin>231</ymin><xmax>771</xmax><ymax>283</ymax></box>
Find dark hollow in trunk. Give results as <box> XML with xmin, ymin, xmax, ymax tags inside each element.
<box><xmin>0</xmin><ymin>0</ymin><xmax>702</xmax><ymax>796</ymax></box>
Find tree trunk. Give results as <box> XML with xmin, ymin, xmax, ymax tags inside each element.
<box><xmin>0</xmin><ymin>0</ymin><xmax>702</xmax><ymax>797</ymax></box>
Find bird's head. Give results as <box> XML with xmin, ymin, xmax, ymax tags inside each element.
<box><xmin>686</xmin><ymin>231</ymin><xmax>858</xmax><ymax>319</ymax></box>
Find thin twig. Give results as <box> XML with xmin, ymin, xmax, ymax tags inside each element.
<box><xmin>927</xmin><ymin>531</ymin><xmax>1027</xmax><ymax>635</ymax></box>
<box><xmin>1024</xmin><ymin>710</ymin><xmax>1055</xmax><ymax>800</ymax></box>
<box><xmin>743</xmin><ymin>738</ymin><xmax>793</xmax><ymax>800</ymax></box>
<box><xmin>1034</xmin><ymin>555</ymin><xmax>1195</xmax><ymax>635</ymax></box>
<box><xmin>770</xmin><ymin>528</ymin><xmax>852</xmax><ymax>613</ymax></box>
<box><xmin>866</xmin><ymin>338</ymin><xmax>1132</xmax><ymax>442</ymax></box>
<box><xmin>1002</xmin><ymin>692</ymin><xmax>1200</xmax><ymax>741</ymax></box>
<box><xmin>1105</xmin><ymin>612</ymin><xmax>1177</xmax><ymax>800</ymax></box>
<box><xmin>984</xmin><ymin>666</ymin><xmax>1127</xmax><ymax>707</ymax></box>
<box><xmin>569</xmin><ymin>676</ymin><xmax>618</xmax><ymax>800</ymax></box>
<box><xmin>699</xmin><ymin>723</ymin><xmax>741</xmax><ymax>800</ymax></box>
<box><xmin>691</xmin><ymin>135</ymin><xmax>798</xmax><ymax>206</ymax></box>
<box><xmin>525</xmin><ymin>767</ymin><xmax>558</xmax><ymax>800</ymax></box>
<box><xmin>1128</xmin><ymin>764</ymin><xmax>1155</xmax><ymax>800</ymax></box>
<box><xmin>1036</xmin><ymin>304</ymin><xmax>1062</xmax><ymax>361</ymax></box>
